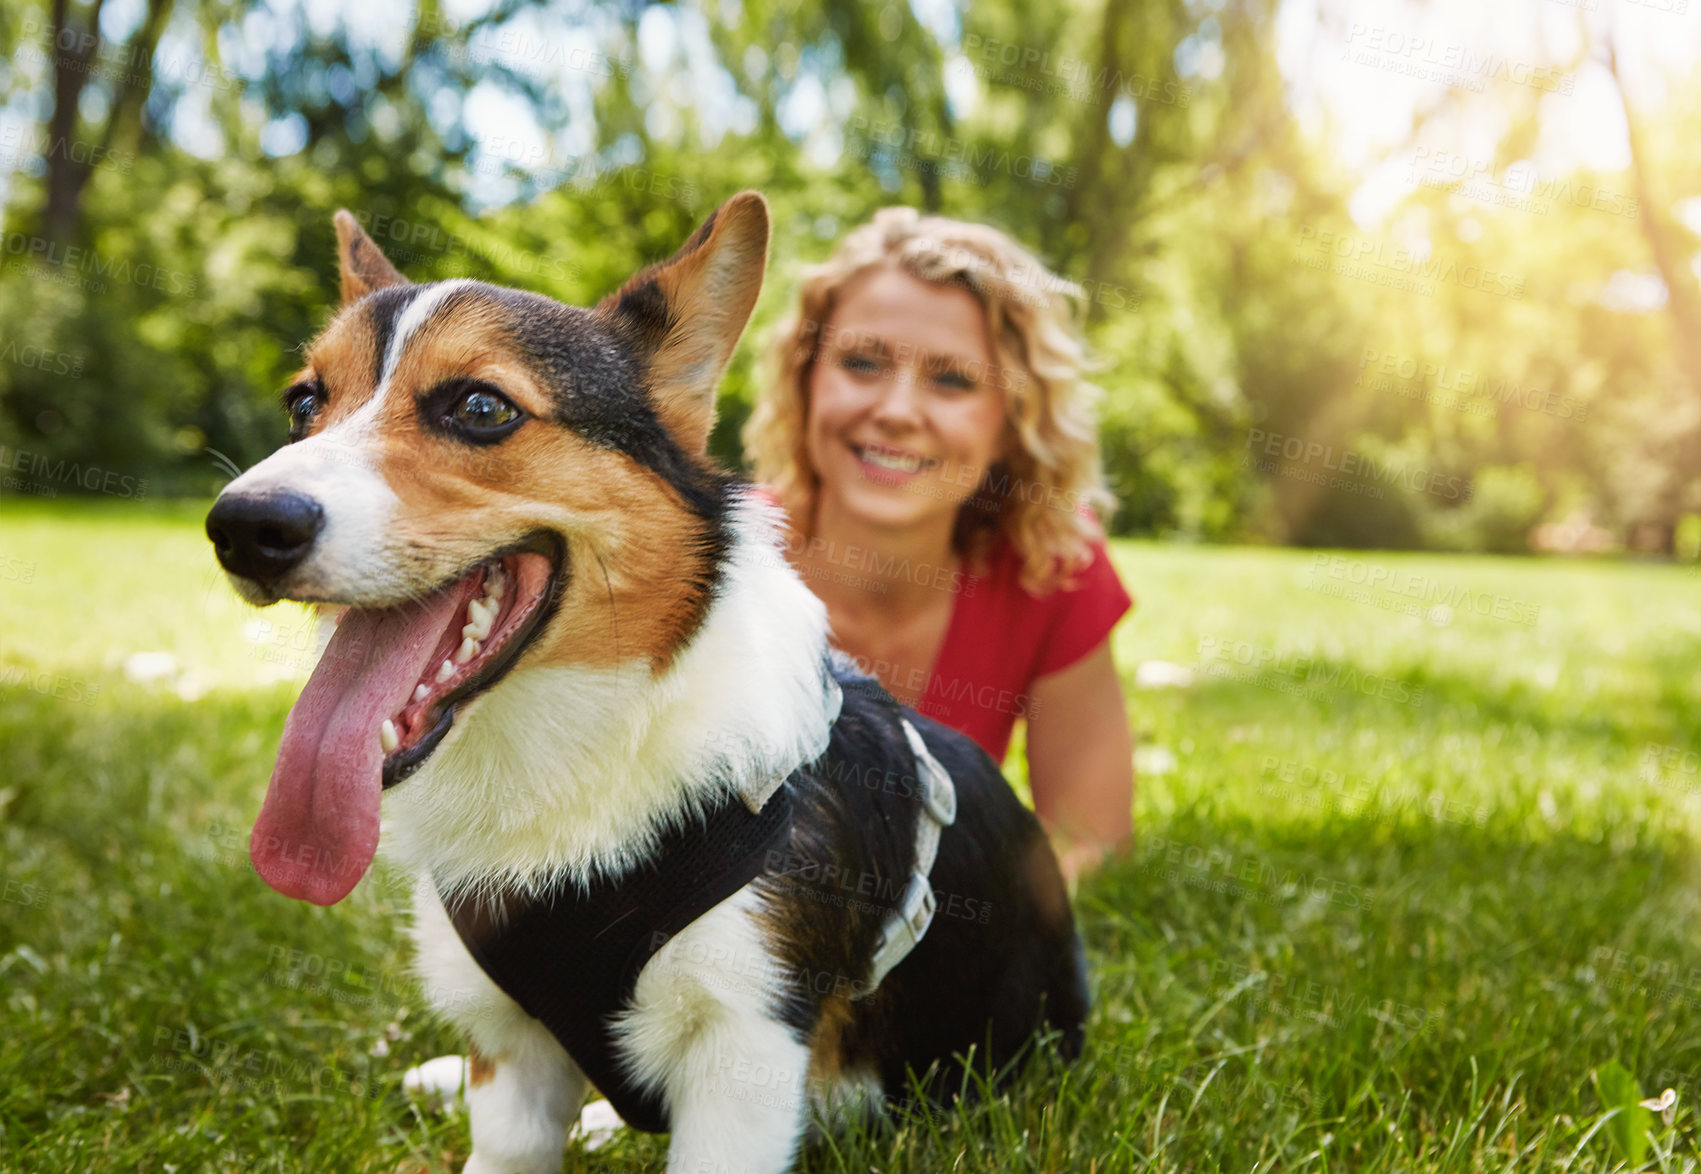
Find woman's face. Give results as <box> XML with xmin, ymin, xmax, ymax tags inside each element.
<box><xmin>804</xmin><ymin>266</ymin><xmax>1010</xmax><ymax>534</ymax></box>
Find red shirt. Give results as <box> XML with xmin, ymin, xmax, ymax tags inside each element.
<box><xmin>913</xmin><ymin>533</ymin><xmax>1132</xmax><ymax>763</ymax></box>
<box><xmin>752</xmin><ymin>487</ymin><xmax>1133</xmax><ymax>763</ymax></box>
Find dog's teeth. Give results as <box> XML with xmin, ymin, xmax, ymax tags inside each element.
<box><xmin>379</xmin><ymin>720</ymin><xmax>399</xmax><ymax>754</ymax></box>
<box><xmin>413</xmin><ymin>683</ymin><xmax>430</xmax><ymax>704</ymax></box>
<box><xmin>436</xmin><ymin>659</ymin><xmax>456</xmax><ymax>683</ymax></box>
<box><xmin>466</xmin><ymin>598</ymin><xmax>493</xmax><ymax>636</ymax></box>
<box><xmin>456</xmin><ymin>636</ymin><xmax>480</xmax><ymax>664</ymax></box>
<box><xmin>486</xmin><ymin>574</ymin><xmax>504</xmax><ymax>600</ymax></box>
<box><xmin>464</xmin><ymin>599</ymin><xmax>494</xmax><ymax>639</ymax></box>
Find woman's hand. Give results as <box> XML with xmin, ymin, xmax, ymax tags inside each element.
<box><xmin>1049</xmin><ymin>834</ymin><xmax>1120</xmax><ymax>891</ymax></box>
<box><xmin>1025</xmin><ymin>639</ymin><xmax>1135</xmax><ymax>888</ymax></box>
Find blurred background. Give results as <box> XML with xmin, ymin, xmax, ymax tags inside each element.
<box><xmin>1</xmin><ymin>0</ymin><xmax>1696</xmax><ymax>556</ymax></box>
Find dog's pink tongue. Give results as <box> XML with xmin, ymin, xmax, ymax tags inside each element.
<box><xmin>250</xmin><ymin>587</ymin><xmax>466</xmax><ymax>905</ymax></box>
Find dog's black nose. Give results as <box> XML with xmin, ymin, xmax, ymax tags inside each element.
<box><xmin>206</xmin><ymin>491</ymin><xmax>325</xmax><ymax>583</ymax></box>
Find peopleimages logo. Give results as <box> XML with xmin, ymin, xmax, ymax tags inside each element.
<box><xmin>0</xmin><ymin>334</ymin><xmax>84</xmax><ymax>378</ymax></box>
<box><xmin>0</xmin><ymin>233</ymin><xmax>198</xmax><ymax>295</ymax></box>
<box><xmin>1306</xmin><ymin>554</ymin><xmax>1542</xmax><ymax>628</ymax></box>
<box><xmin>1357</xmin><ymin>348</ymin><xmax>1588</xmax><ymax>422</ymax></box>
<box><xmin>0</xmin><ymin>123</ymin><xmax>134</xmax><ymax>175</ymax></box>
<box><xmin>846</xmin><ymin>117</ymin><xmax>1079</xmax><ymax>190</ymax></box>
<box><xmin>958</xmin><ymin>35</ymin><xmax>1192</xmax><ymax>107</ymax></box>
<box><xmin>1196</xmin><ymin>634</ymin><xmax>1428</xmax><ymax>706</ymax></box>
<box><xmin>1408</xmin><ymin>150</ymin><xmax>1638</xmax><ymax>220</ymax></box>
<box><xmin>348</xmin><ymin>209</ymin><xmax>582</xmax><ymax>283</ymax></box>
<box><xmin>1294</xmin><ymin>226</ymin><xmax>1525</xmax><ymax>300</ymax></box>
<box><xmin>781</xmin><ymin>535</ymin><xmax>975</xmax><ymax>597</ymax></box>
<box><xmin>19</xmin><ymin>14</ymin><xmax>243</xmax><ymax>94</ymax></box>
<box><xmin>1342</xmin><ymin>24</ymin><xmax>1575</xmax><ymax>94</ymax></box>
<box><xmin>0</xmin><ymin>447</ymin><xmax>147</xmax><ymax>498</ymax></box>
<box><xmin>1246</xmin><ymin>429</ymin><xmax>1472</xmax><ymax>502</ymax></box>
<box><xmin>1142</xmin><ymin>836</ymin><xmax>1377</xmax><ymax>910</ymax></box>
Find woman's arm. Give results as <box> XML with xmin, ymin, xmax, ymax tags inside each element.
<box><xmin>1025</xmin><ymin>639</ymin><xmax>1135</xmax><ymax>886</ymax></box>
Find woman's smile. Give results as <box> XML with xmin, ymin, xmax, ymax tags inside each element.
<box><xmin>849</xmin><ymin>440</ymin><xmax>941</xmax><ymax>483</ymax></box>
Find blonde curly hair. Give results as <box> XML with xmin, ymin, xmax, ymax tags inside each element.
<box><xmin>743</xmin><ymin>206</ymin><xmax>1116</xmax><ymax>595</ymax></box>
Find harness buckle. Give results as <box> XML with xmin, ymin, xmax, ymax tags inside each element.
<box><xmin>868</xmin><ymin>872</ymin><xmax>939</xmax><ymax>990</ymax></box>
<box><xmin>901</xmin><ymin>871</ymin><xmax>938</xmax><ymax>939</ymax></box>
<box><xmin>919</xmin><ymin>758</ymin><xmax>957</xmax><ymax>828</ymax></box>
<box><xmin>901</xmin><ymin>718</ymin><xmax>958</xmax><ymax>829</ymax></box>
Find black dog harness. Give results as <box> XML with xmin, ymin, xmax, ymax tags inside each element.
<box><xmin>440</xmin><ymin>786</ymin><xmax>795</xmax><ymax>1133</ymax></box>
<box><xmin>435</xmin><ymin>655</ymin><xmax>958</xmax><ymax>1135</ymax></box>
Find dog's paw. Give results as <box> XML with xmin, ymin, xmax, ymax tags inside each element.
<box><xmin>403</xmin><ymin>1053</ymin><xmax>470</xmax><ymax>1112</ymax></box>
<box><xmin>572</xmin><ymin>1099</ymin><xmax>625</xmax><ymax>1151</ymax></box>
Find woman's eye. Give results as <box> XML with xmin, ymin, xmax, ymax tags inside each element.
<box><xmin>840</xmin><ymin>353</ymin><xmax>882</xmax><ymax>375</ymax></box>
<box><xmin>932</xmin><ymin>369</ymin><xmax>977</xmax><ymax>391</ymax></box>
<box><xmin>451</xmin><ymin>387</ymin><xmax>520</xmax><ymax>433</ymax></box>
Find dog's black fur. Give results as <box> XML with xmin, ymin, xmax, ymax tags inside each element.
<box><xmin>757</xmin><ymin>658</ymin><xmax>1088</xmax><ymax>1104</ymax></box>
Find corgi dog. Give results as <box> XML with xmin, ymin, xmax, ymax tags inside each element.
<box><xmin>205</xmin><ymin>191</ymin><xmax>1087</xmax><ymax>1174</ymax></box>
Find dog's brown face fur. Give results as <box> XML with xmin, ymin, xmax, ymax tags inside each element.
<box><xmin>252</xmin><ymin>193</ymin><xmax>769</xmax><ymax>675</ymax></box>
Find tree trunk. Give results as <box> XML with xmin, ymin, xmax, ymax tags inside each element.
<box><xmin>39</xmin><ymin>0</ymin><xmax>173</xmax><ymax>244</ymax></box>
<box><xmin>1054</xmin><ymin>0</ymin><xmax>1126</xmax><ymax>277</ymax></box>
<box><xmin>42</xmin><ymin>0</ymin><xmax>106</xmax><ymax>242</ymax></box>
<box><xmin>1606</xmin><ymin>34</ymin><xmax>1701</xmax><ymax>552</ymax></box>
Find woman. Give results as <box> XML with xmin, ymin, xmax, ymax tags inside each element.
<box><xmin>744</xmin><ymin>206</ymin><xmax>1135</xmax><ymax>884</ymax></box>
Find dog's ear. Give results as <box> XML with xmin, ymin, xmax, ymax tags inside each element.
<box><xmin>332</xmin><ymin>210</ymin><xmax>409</xmax><ymax>304</ymax></box>
<box><xmin>598</xmin><ymin>192</ymin><xmax>771</xmax><ymax>455</ymax></box>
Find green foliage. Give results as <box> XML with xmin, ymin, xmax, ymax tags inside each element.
<box><xmin>1594</xmin><ymin>1061</ymin><xmax>1653</xmax><ymax>1167</ymax></box>
<box><xmin>0</xmin><ymin>0</ymin><xmax>1695</xmax><ymax>551</ymax></box>
<box><xmin>1422</xmin><ymin>465</ymin><xmax>1549</xmax><ymax>555</ymax></box>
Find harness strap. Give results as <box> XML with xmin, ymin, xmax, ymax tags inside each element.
<box><xmin>866</xmin><ymin>719</ymin><xmax>959</xmax><ymax>992</ymax></box>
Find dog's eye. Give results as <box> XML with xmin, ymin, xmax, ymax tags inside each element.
<box><xmin>442</xmin><ymin>382</ymin><xmax>525</xmax><ymax>442</ymax></box>
<box><xmin>283</xmin><ymin>383</ymin><xmax>325</xmax><ymax>442</ymax></box>
<box><xmin>454</xmin><ymin>389</ymin><xmax>517</xmax><ymax>429</ymax></box>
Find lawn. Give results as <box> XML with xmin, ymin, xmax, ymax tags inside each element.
<box><xmin>3</xmin><ymin>498</ymin><xmax>1700</xmax><ymax>1172</ymax></box>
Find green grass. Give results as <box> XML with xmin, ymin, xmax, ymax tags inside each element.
<box><xmin>3</xmin><ymin>499</ymin><xmax>1700</xmax><ymax>1172</ymax></box>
